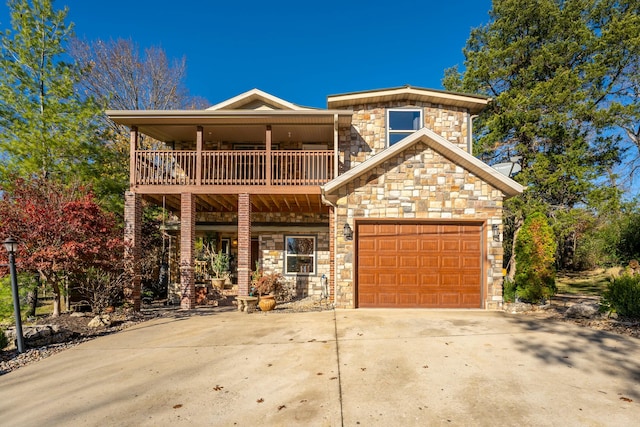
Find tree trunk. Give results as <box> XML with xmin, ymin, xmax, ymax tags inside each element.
<box><xmin>50</xmin><ymin>279</ymin><xmax>61</xmax><ymax>317</ymax></box>
<box><xmin>507</xmin><ymin>218</ymin><xmax>523</xmax><ymax>281</ymax></box>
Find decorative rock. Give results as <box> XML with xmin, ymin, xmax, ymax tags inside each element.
<box><xmin>88</xmin><ymin>315</ymin><xmax>111</xmax><ymax>328</ymax></box>
<box><xmin>565</xmin><ymin>303</ymin><xmax>598</xmax><ymax>319</ymax></box>
<box><xmin>4</xmin><ymin>325</ymin><xmax>73</xmax><ymax>347</ymax></box>
<box><xmin>70</xmin><ymin>312</ymin><xmax>89</xmax><ymax>317</ymax></box>
<box><xmin>504</xmin><ymin>302</ymin><xmax>533</xmax><ymax>313</ymax></box>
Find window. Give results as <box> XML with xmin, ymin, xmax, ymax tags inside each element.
<box><xmin>285</xmin><ymin>235</ymin><xmax>316</xmax><ymax>275</ymax></box>
<box><xmin>386</xmin><ymin>109</ymin><xmax>423</xmax><ymax>146</ymax></box>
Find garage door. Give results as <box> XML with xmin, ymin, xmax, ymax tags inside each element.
<box><xmin>357</xmin><ymin>222</ymin><xmax>482</xmax><ymax>308</ymax></box>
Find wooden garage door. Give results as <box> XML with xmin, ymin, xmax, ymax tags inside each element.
<box><xmin>357</xmin><ymin>222</ymin><xmax>482</xmax><ymax>308</ymax></box>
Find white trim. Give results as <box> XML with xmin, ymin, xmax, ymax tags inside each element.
<box><xmin>206</xmin><ymin>88</ymin><xmax>312</xmax><ymax>111</ymax></box>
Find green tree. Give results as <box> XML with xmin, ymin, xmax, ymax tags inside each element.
<box><xmin>444</xmin><ymin>0</ymin><xmax>639</xmax><ymax>274</ymax></box>
<box><xmin>0</xmin><ymin>0</ymin><xmax>102</xmax><ymax>184</ymax></box>
<box><xmin>515</xmin><ymin>212</ymin><xmax>558</xmax><ymax>302</ymax></box>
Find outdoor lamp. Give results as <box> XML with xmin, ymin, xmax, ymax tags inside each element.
<box><xmin>492</xmin><ymin>224</ymin><xmax>501</xmax><ymax>242</ymax></box>
<box><xmin>343</xmin><ymin>223</ymin><xmax>353</xmax><ymax>241</ymax></box>
<box><xmin>3</xmin><ymin>237</ymin><xmax>18</xmax><ymax>253</ymax></box>
<box><xmin>3</xmin><ymin>237</ymin><xmax>25</xmax><ymax>353</ymax></box>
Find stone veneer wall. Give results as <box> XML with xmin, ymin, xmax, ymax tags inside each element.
<box><xmin>339</xmin><ymin>101</ymin><xmax>470</xmax><ymax>172</ymax></box>
<box><xmin>259</xmin><ymin>231</ymin><xmax>330</xmax><ymax>298</ymax></box>
<box><xmin>333</xmin><ymin>141</ymin><xmax>505</xmax><ymax>310</ymax></box>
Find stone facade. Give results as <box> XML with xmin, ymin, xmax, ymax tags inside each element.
<box><xmin>333</xmin><ymin>141</ymin><xmax>505</xmax><ymax>310</ymax></box>
<box><xmin>258</xmin><ymin>231</ymin><xmax>330</xmax><ymax>298</ymax></box>
<box><xmin>340</xmin><ymin>101</ymin><xmax>470</xmax><ymax>172</ymax></box>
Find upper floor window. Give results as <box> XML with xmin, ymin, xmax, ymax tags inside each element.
<box><xmin>386</xmin><ymin>109</ymin><xmax>423</xmax><ymax>146</ymax></box>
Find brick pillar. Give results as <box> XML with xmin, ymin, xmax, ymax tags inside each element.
<box><xmin>329</xmin><ymin>206</ymin><xmax>336</xmax><ymax>304</ymax></box>
<box><xmin>180</xmin><ymin>193</ymin><xmax>196</xmax><ymax>309</ymax></box>
<box><xmin>124</xmin><ymin>191</ymin><xmax>142</xmax><ymax>311</ymax></box>
<box><xmin>237</xmin><ymin>193</ymin><xmax>251</xmax><ymax>296</ymax></box>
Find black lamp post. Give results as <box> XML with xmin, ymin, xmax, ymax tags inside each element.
<box><xmin>4</xmin><ymin>237</ymin><xmax>25</xmax><ymax>353</ymax></box>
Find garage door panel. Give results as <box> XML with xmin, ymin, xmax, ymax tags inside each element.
<box><xmin>400</xmin><ymin>256</ymin><xmax>419</xmax><ymax>268</ymax></box>
<box><xmin>378</xmin><ymin>239</ymin><xmax>397</xmax><ymax>251</ymax></box>
<box><xmin>378</xmin><ymin>256</ymin><xmax>397</xmax><ymax>268</ymax></box>
<box><xmin>357</xmin><ymin>222</ymin><xmax>482</xmax><ymax>308</ymax></box>
<box><xmin>399</xmin><ymin>273</ymin><xmax>418</xmax><ymax>285</ymax></box>
<box><xmin>399</xmin><ymin>239</ymin><xmax>419</xmax><ymax>251</ymax></box>
<box><xmin>359</xmin><ymin>239</ymin><xmax>377</xmax><ymax>251</ymax></box>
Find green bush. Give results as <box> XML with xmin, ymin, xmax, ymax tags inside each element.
<box><xmin>0</xmin><ymin>329</ymin><xmax>8</xmax><ymax>350</ymax></box>
<box><xmin>515</xmin><ymin>212</ymin><xmax>558</xmax><ymax>303</ymax></box>
<box><xmin>602</xmin><ymin>273</ymin><xmax>640</xmax><ymax>318</ymax></box>
<box><xmin>503</xmin><ymin>277</ymin><xmax>517</xmax><ymax>303</ymax></box>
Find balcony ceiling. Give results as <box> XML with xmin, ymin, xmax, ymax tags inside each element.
<box><xmin>144</xmin><ymin>193</ymin><xmax>328</xmax><ymax>214</ymax></box>
<box><xmin>139</xmin><ymin>124</ymin><xmax>335</xmax><ymax>144</ymax></box>
<box><xmin>107</xmin><ymin>109</ymin><xmax>353</xmax><ymax>143</ymax></box>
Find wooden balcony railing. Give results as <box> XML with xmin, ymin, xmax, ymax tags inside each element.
<box><xmin>134</xmin><ymin>150</ymin><xmax>335</xmax><ymax>186</ymax></box>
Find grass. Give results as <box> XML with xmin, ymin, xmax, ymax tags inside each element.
<box><xmin>555</xmin><ymin>267</ymin><xmax>623</xmax><ymax>296</ymax></box>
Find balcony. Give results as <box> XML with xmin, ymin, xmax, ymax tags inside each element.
<box><xmin>133</xmin><ymin>150</ymin><xmax>335</xmax><ymax>188</ymax></box>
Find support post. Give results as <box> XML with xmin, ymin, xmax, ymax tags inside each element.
<box><xmin>237</xmin><ymin>193</ymin><xmax>252</xmax><ymax>296</ymax></box>
<box><xmin>196</xmin><ymin>126</ymin><xmax>203</xmax><ymax>185</ymax></box>
<box><xmin>265</xmin><ymin>125</ymin><xmax>272</xmax><ymax>186</ymax></box>
<box><xmin>124</xmin><ymin>191</ymin><xmax>142</xmax><ymax>311</ymax></box>
<box><xmin>129</xmin><ymin>126</ymin><xmax>138</xmax><ymax>188</ymax></box>
<box><xmin>180</xmin><ymin>193</ymin><xmax>196</xmax><ymax>309</ymax></box>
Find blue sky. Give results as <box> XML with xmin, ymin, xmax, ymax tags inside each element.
<box><xmin>1</xmin><ymin>0</ymin><xmax>494</xmax><ymax>108</ymax></box>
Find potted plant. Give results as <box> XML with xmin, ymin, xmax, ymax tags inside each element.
<box><xmin>208</xmin><ymin>249</ymin><xmax>230</xmax><ymax>289</ymax></box>
<box><xmin>253</xmin><ymin>271</ymin><xmax>285</xmax><ymax>311</ymax></box>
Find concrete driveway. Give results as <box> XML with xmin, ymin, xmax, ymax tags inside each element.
<box><xmin>0</xmin><ymin>308</ymin><xmax>638</xmax><ymax>426</ymax></box>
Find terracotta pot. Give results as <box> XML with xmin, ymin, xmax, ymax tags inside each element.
<box><xmin>258</xmin><ymin>294</ymin><xmax>276</xmax><ymax>312</ymax></box>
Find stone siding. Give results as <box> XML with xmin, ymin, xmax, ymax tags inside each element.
<box><xmin>333</xmin><ymin>141</ymin><xmax>504</xmax><ymax>309</ymax></box>
<box><xmin>259</xmin><ymin>231</ymin><xmax>330</xmax><ymax>298</ymax></box>
<box><xmin>339</xmin><ymin>101</ymin><xmax>470</xmax><ymax>172</ymax></box>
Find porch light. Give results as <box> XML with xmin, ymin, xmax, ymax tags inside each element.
<box><xmin>492</xmin><ymin>224</ymin><xmax>501</xmax><ymax>242</ymax></box>
<box><xmin>343</xmin><ymin>223</ymin><xmax>353</xmax><ymax>241</ymax></box>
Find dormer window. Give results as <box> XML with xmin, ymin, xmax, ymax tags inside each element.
<box><xmin>386</xmin><ymin>108</ymin><xmax>423</xmax><ymax>146</ymax></box>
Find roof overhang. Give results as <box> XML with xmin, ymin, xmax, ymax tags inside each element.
<box><xmin>327</xmin><ymin>85</ymin><xmax>491</xmax><ymax>114</ymax></box>
<box><xmin>106</xmin><ymin>110</ymin><xmax>354</xmax><ymax>141</ymax></box>
<box><xmin>322</xmin><ymin>128</ymin><xmax>524</xmax><ymax>202</ymax></box>
<box><xmin>206</xmin><ymin>88</ymin><xmax>314</xmax><ymax>111</ymax></box>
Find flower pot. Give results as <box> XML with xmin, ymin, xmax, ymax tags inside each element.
<box><xmin>211</xmin><ymin>278</ymin><xmax>225</xmax><ymax>289</ymax></box>
<box><xmin>258</xmin><ymin>294</ymin><xmax>276</xmax><ymax>312</ymax></box>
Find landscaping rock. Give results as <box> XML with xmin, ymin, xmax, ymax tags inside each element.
<box><xmin>504</xmin><ymin>302</ymin><xmax>533</xmax><ymax>313</ymax></box>
<box><xmin>88</xmin><ymin>315</ymin><xmax>111</xmax><ymax>328</ymax></box>
<box><xmin>4</xmin><ymin>325</ymin><xmax>74</xmax><ymax>348</ymax></box>
<box><xmin>565</xmin><ymin>303</ymin><xmax>599</xmax><ymax>319</ymax></box>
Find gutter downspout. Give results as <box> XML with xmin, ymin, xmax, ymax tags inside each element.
<box><xmin>321</xmin><ymin>188</ymin><xmax>337</xmax><ymax>305</ymax></box>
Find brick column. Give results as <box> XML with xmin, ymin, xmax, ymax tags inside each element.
<box><xmin>237</xmin><ymin>193</ymin><xmax>251</xmax><ymax>296</ymax></box>
<box><xmin>329</xmin><ymin>206</ymin><xmax>336</xmax><ymax>304</ymax></box>
<box><xmin>124</xmin><ymin>191</ymin><xmax>142</xmax><ymax>311</ymax></box>
<box><xmin>180</xmin><ymin>193</ymin><xmax>196</xmax><ymax>309</ymax></box>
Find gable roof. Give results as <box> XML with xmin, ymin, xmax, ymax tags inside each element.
<box><xmin>207</xmin><ymin>88</ymin><xmax>313</xmax><ymax>111</ymax></box>
<box><xmin>327</xmin><ymin>85</ymin><xmax>491</xmax><ymax>114</ymax></box>
<box><xmin>322</xmin><ymin>127</ymin><xmax>524</xmax><ymax>201</ymax></box>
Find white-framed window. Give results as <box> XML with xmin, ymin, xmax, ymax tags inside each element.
<box><xmin>386</xmin><ymin>108</ymin><xmax>423</xmax><ymax>146</ymax></box>
<box><xmin>284</xmin><ymin>235</ymin><xmax>316</xmax><ymax>275</ymax></box>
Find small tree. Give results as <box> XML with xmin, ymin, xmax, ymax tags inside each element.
<box><xmin>0</xmin><ymin>177</ymin><xmax>123</xmax><ymax>317</ymax></box>
<box><xmin>514</xmin><ymin>212</ymin><xmax>558</xmax><ymax>302</ymax></box>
